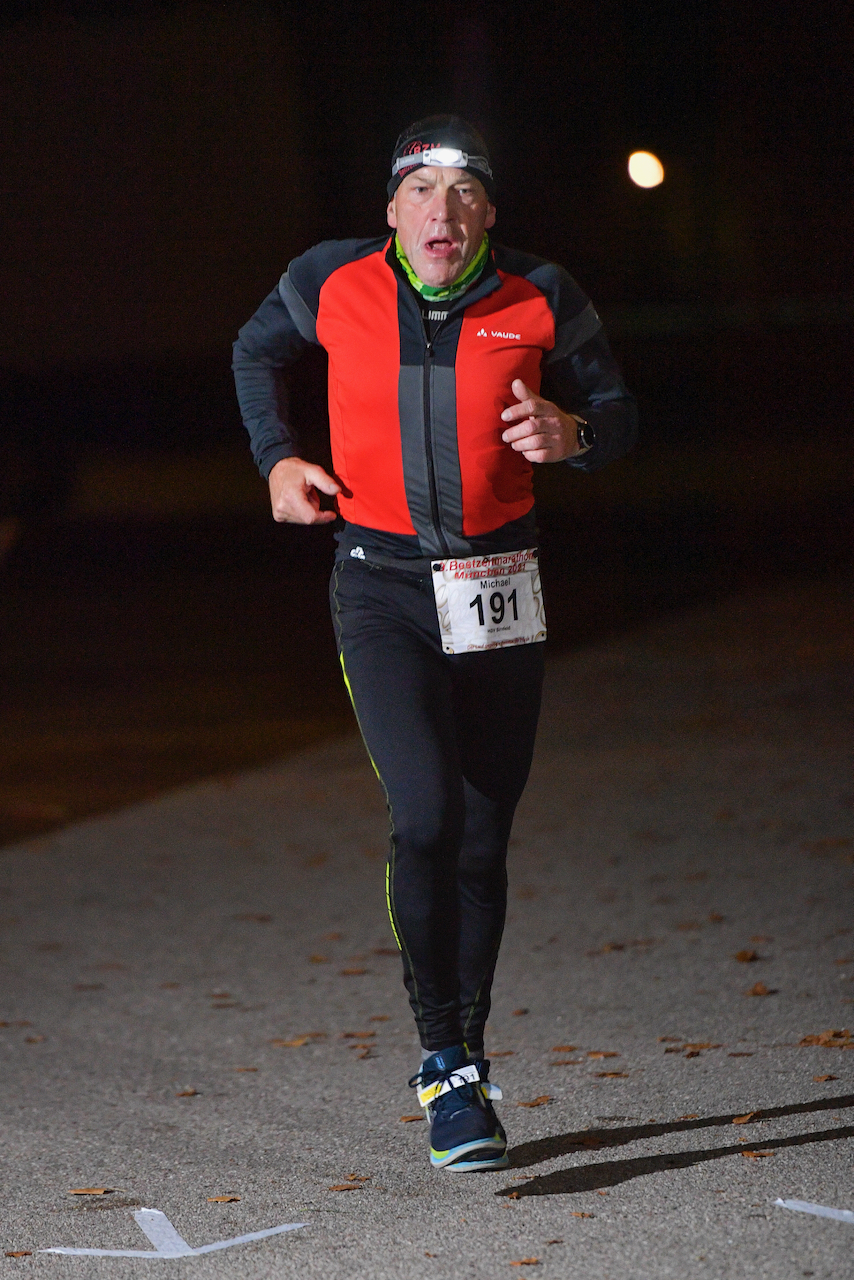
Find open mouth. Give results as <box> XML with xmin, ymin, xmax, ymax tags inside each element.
<box><xmin>424</xmin><ymin>237</ymin><xmax>459</xmax><ymax>260</ymax></box>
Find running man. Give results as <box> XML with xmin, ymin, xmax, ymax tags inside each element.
<box><xmin>233</xmin><ymin>115</ymin><xmax>637</xmax><ymax>1170</ymax></box>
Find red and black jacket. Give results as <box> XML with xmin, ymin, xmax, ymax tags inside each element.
<box><xmin>233</xmin><ymin>237</ymin><xmax>637</xmax><ymax>559</ymax></box>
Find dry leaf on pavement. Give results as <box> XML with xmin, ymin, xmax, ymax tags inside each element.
<box><xmin>814</xmin><ymin>1074</ymin><xmax>838</xmax><ymax>1082</ymax></box>
<box><xmin>340</xmin><ymin>968</ymin><xmax>368</xmax><ymax>976</ymax></box>
<box><xmin>595</xmin><ymin>1071</ymin><xmax>629</xmax><ymax>1078</ymax></box>
<box><xmin>509</xmin><ymin>1259</ymin><xmax>540</xmax><ymax>1266</ymax></box>
<box><xmin>678</xmin><ymin>1114</ymin><xmax>699</xmax><ymax>1119</ymax></box>
<box><xmin>399</xmin><ymin>1114</ymin><xmax>424</xmax><ymax>1122</ymax></box>
<box><xmin>571</xmin><ymin>1212</ymin><xmax>594</xmax><ymax>1218</ymax></box>
<box><xmin>309</xmin><ymin>954</ymin><xmax>329</xmax><ymax>964</ymax></box>
<box><xmin>587</xmin><ymin>1051</ymin><xmax>619</xmax><ymax>1059</ymax></box>
<box><xmin>342</xmin><ymin>1031</ymin><xmax>375</xmax><ymax>1039</ymax></box>
<box><xmin>512</xmin><ymin>1008</ymin><xmax>529</xmax><ymax>1016</ymax></box>
<box><xmin>799</xmin><ymin>1028</ymin><xmax>852</xmax><ymax>1047</ymax></box>
<box><xmin>741</xmin><ymin>1150</ymin><xmax>774</xmax><ymax>1159</ymax></box>
<box><xmin>517</xmin><ymin>1096</ymin><xmax>553</xmax><ymax>1108</ymax></box>
<box><xmin>552</xmin><ymin>1045</ymin><xmax>578</xmax><ymax>1052</ymax></box>
<box><xmin>745</xmin><ymin>982</ymin><xmax>773</xmax><ymax>997</ymax></box>
<box><xmin>68</xmin><ymin>1189</ymin><xmax>112</xmax><ymax>1196</ymax></box>
<box><xmin>208</xmin><ymin>1195</ymin><xmax>240</xmax><ymax>1202</ymax></box>
<box><xmin>733</xmin><ymin>1112</ymin><xmax>756</xmax><ymax>1124</ymax></box>
<box><xmin>175</xmin><ymin>1089</ymin><xmax>198</xmax><ymax>1097</ymax></box>
<box><xmin>5</xmin><ymin>1252</ymin><xmax>33</xmax><ymax>1258</ymax></box>
<box><xmin>734</xmin><ymin>949</ymin><xmax>760</xmax><ymax>963</ymax></box>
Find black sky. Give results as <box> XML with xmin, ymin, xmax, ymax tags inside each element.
<box><xmin>1</xmin><ymin>0</ymin><xmax>851</xmax><ymax>368</ymax></box>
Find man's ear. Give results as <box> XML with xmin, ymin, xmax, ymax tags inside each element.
<box><xmin>386</xmin><ymin>198</ymin><xmax>398</xmax><ymax>229</ymax></box>
<box><xmin>485</xmin><ymin>203</ymin><xmax>496</xmax><ymax>230</ymax></box>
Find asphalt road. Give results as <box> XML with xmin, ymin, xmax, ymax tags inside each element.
<box><xmin>1</xmin><ymin>578</ymin><xmax>852</xmax><ymax>1278</ymax></box>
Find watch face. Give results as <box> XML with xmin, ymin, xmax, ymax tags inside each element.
<box><xmin>577</xmin><ymin>421</ymin><xmax>595</xmax><ymax>450</ymax></box>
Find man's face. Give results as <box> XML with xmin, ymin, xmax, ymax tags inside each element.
<box><xmin>387</xmin><ymin>166</ymin><xmax>496</xmax><ymax>287</ymax></box>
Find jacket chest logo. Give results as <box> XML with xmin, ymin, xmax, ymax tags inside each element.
<box><xmin>476</xmin><ymin>327</ymin><xmax>521</xmax><ymax>340</ymax></box>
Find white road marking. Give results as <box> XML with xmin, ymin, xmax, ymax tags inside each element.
<box><xmin>41</xmin><ymin>1207</ymin><xmax>306</xmax><ymax>1258</ymax></box>
<box><xmin>775</xmin><ymin>1198</ymin><xmax>854</xmax><ymax>1225</ymax></box>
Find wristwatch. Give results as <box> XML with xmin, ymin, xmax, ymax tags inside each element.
<box><xmin>572</xmin><ymin>415</ymin><xmax>595</xmax><ymax>456</ymax></box>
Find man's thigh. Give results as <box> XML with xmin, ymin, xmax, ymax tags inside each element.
<box><xmin>330</xmin><ymin>560</ymin><xmax>461</xmax><ymax>814</ymax></box>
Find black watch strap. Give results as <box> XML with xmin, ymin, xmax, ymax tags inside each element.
<box><xmin>574</xmin><ymin>416</ymin><xmax>595</xmax><ymax>455</ymax></box>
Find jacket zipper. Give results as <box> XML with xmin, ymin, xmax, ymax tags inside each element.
<box><xmin>422</xmin><ymin>317</ymin><xmax>450</xmax><ymax>557</ymax></box>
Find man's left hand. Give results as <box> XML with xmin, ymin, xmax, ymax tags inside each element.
<box><xmin>500</xmin><ymin>378</ymin><xmax>580</xmax><ymax>463</ymax></box>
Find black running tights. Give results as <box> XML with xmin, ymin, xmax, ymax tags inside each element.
<box><xmin>330</xmin><ymin>558</ymin><xmax>544</xmax><ymax>1053</ymax></box>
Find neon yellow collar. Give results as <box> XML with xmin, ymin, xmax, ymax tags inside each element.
<box><xmin>394</xmin><ymin>234</ymin><xmax>489</xmax><ymax>302</ymax></box>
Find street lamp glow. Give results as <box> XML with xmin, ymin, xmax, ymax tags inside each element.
<box><xmin>628</xmin><ymin>151</ymin><xmax>664</xmax><ymax>188</ymax></box>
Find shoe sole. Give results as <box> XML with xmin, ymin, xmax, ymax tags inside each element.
<box><xmin>430</xmin><ymin>1139</ymin><xmax>509</xmax><ymax>1171</ymax></box>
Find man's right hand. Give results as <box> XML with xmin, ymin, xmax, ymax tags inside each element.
<box><xmin>268</xmin><ymin>457</ymin><xmax>341</xmax><ymax>524</ymax></box>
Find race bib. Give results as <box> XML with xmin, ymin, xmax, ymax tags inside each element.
<box><xmin>431</xmin><ymin>549</ymin><xmax>547</xmax><ymax>654</ymax></box>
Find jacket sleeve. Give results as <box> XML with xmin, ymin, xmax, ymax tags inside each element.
<box><xmin>535</xmin><ymin>265</ymin><xmax>639</xmax><ymax>471</ymax></box>
<box><xmin>232</xmin><ymin>282</ymin><xmax>313</xmax><ymax>481</ymax></box>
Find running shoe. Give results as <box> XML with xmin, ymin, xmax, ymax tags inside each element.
<box><xmin>409</xmin><ymin>1045</ymin><xmax>508</xmax><ymax>1170</ymax></box>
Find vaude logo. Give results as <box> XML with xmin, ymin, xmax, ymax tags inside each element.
<box><xmin>477</xmin><ymin>327</ymin><xmax>521</xmax><ymax>340</ymax></box>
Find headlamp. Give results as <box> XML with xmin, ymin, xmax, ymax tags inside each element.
<box><xmin>391</xmin><ymin>147</ymin><xmax>493</xmax><ymax>181</ymax></box>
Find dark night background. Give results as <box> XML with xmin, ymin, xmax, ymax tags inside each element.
<box><xmin>1</xmin><ymin>0</ymin><xmax>852</xmax><ymax>845</ymax></box>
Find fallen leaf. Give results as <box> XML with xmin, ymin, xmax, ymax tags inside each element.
<box><xmin>309</xmin><ymin>954</ymin><xmax>329</xmax><ymax>964</ymax></box>
<box><xmin>346</xmin><ymin>1175</ymin><xmax>370</xmax><ymax>1182</ymax></box>
<box><xmin>270</xmin><ymin>1037</ymin><xmax>309</xmax><ymax>1047</ymax></box>
<box><xmin>745</xmin><ymin>982</ymin><xmax>774</xmax><ymax>997</ymax></box>
<box><xmin>664</xmin><ymin>1047</ymin><xmax>683</xmax><ymax>1054</ymax></box>
<box><xmin>490</xmin><ymin>1051</ymin><xmax>515</xmax><ymax>1058</ymax></box>
<box><xmin>836</xmin><ymin>957</ymin><xmax>854</xmax><ymax>965</ymax></box>
<box><xmin>512</xmin><ymin>1008</ymin><xmax>529</xmax><ymax>1016</ymax></box>
<box><xmin>208</xmin><ymin>1195</ymin><xmax>240</xmax><ymax>1203</ymax></box>
<box><xmin>741</xmin><ymin>1150</ymin><xmax>774</xmax><ymax>1159</ymax></box>
<box><xmin>369</xmin><ymin>1015</ymin><xmax>390</xmax><ymax>1022</ymax></box>
<box><xmin>328</xmin><ymin>1183</ymin><xmax>362</xmax><ymax>1192</ymax></box>
<box><xmin>509</xmin><ymin>1259</ymin><xmax>540</xmax><ymax>1266</ymax></box>
<box><xmin>799</xmin><ymin>1028</ymin><xmax>852</xmax><ymax>1047</ymax></box>
<box><xmin>25</xmin><ymin>1035</ymin><xmax>45</xmax><ymax>1043</ymax></box>
<box><xmin>814</xmin><ymin>1074</ymin><xmax>838</xmax><ymax>1082</ymax></box>
<box><xmin>425</xmin><ymin>1251</ymin><xmax>436</xmax><ymax>1257</ymax></box>
<box><xmin>69</xmin><ymin>1188</ymin><xmax>112</xmax><ymax>1196</ymax></box>
<box><xmin>339</xmin><ymin>968</ymin><xmax>368</xmax><ymax>976</ymax></box>
<box><xmin>735</xmin><ymin>950</ymin><xmax>760</xmax><ymax>963</ymax></box>
<box><xmin>682</xmin><ymin>1043</ymin><xmax>720</xmax><ymax>1052</ymax></box>
<box><xmin>517</xmin><ymin>1096</ymin><xmax>553</xmax><ymax>1108</ymax></box>
<box><xmin>751</xmin><ymin>934</ymin><xmax>773</xmax><ymax>943</ymax></box>
<box><xmin>356</xmin><ymin>1048</ymin><xmax>375</xmax><ymax>1059</ymax></box>
<box><xmin>553</xmin><ymin>1059</ymin><xmax>584</xmax><ymax>1065</ymax></box>
<box><xmin>506</xmin><ymin>1191</ymin><xmax>520</xmax><ymax>1199</ymax></box>
<box><xmin>234</xmin><ymin>1066</ymin><xmax>257</xmax><ymax>1072</ymax></box>
<box><xmin>658</xmin><ymin>1036</ymin><xmax>682</xmax><ymax>1043</ymax></box>
<box><xmin>595</xmin><ymin>1071</ymin><xmax>629</xmax><ymax>1078</ymax></box>
<box><xmin>342</xmin><ymin>1031</ymin><xmax>375</xmax><ymax>1039</ymax></box>
<box><xmin>733</xmin><ymin>1112</ymin><xmax>756</xmax><ymax>1124</ymax></box>
<box><xmin>372</xmin><ymin>947</ymin><xmax>397</xmax><ymax>956</ymax></box>
<box><xmin>571</xmin><ymin>1212</ymin><xmax>594</xmax><ymax>1218</ymax></box>
<box><xmin>208</xmin><ymin>991</ymin><xmax>231</xmax><ymax>998</ymax></box>
<box><xmin>545</xmin><ymin>1237</ymin><xmax>564</xmax><ymax>1243</ymax></box>
<box><xmin>708</xmin><ymin>912</ymin><xmax>726</xmax><ymax>923</ymax></box>
<box><xmin>684</xmin><ymin>1051</ymin><xmax>700</xmax><ymax>1059</ymax></box>
<box><xmin>399</xmin><ymin>1114</ymin><xmax>424</xmax><ymax>1122</ymax></box>
<box><xmin>587</xmin><ymin>1051</ymin><xmax>620</xmax><ymax>1059</ymax></box>
<box><xmin>552</xmin><ymin>1045</ymin><xmax>578</xmax><ymax>1052</ymax></box>
<box><xmin>5</xmin><ymin>1252</ymin><xmax>33</xmax><ymax>1258</ymax></box>
<box><xmin>678</xmin><ymin>1114</ymin><xmax>699</xmax><ymax>1120</ymax></box>
<box><xmin>175</xmin><ymin>1089</ymin><xmax>198</xmax><ymax>1097</ymax></box>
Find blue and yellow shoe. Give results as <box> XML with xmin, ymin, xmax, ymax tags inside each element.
<box><xmin>409</xmin><ymin>1045</ymin><xmax>508</xmax><ymax>1171</ymax></box>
